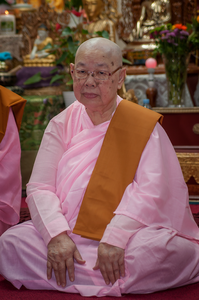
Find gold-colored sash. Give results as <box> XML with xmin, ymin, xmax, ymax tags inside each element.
<box><xmin>73</xmin><ymin>100</ymin><xmax>163</xmax><ymax>240</ymax></box>
<box><xmin>0</xmin><ymin>85</ymin><xmax>27</xmax><ymax>143</ymax></box>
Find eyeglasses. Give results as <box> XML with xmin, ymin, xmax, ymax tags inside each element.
<box><xmin>72</xmin><ymin>66</ymin><xmax>122</xmax><ymax>81</ymax></box>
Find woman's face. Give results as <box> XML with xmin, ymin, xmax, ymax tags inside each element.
<box><xmin>70</xmin><ymin>46</ymin><xmax>125</xmax><ymax>115</ymax></box>
<box><xmin>82</xmin><ymin>0</ymin><xmax>105</xmax><ymax>21</ymax></box>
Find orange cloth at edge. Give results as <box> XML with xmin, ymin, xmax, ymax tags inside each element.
<box><xmin>73</xmin><ymin>100</ymin><xmax>163</xmax><ymax>241</ymax></box>
<box><xmin>0</xmin><ymin>85</ymin><xmax>27</xmax><ymax>143</ymax></box>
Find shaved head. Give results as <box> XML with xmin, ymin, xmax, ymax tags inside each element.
<box><xmin>75</xmin><ymin>38</ymin><xmax>123</xmax><ymax>67</ymax></box>
<box><xmin>71</xmin><ymin>37</ymin><xmax>126</xmax><ymax>124</ymax></box>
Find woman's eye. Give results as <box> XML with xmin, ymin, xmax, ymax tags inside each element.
<box><xmin>98</xmin><ymin>71</ymin><xmax>106</xmax><ymax>75</ymax></box>
<box><xmin>77</xmin><ymin>70</ymin><xmax>86</xmax><ymax>74</ymax></box>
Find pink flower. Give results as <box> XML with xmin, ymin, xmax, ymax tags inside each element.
<box><xmin>56</xmin><ymin>23</ymin><xmax>62</xmax><ymax>32</ymax></box>
<box><xmin>71</xmin><ymin>9</ymin><xmax>83</xmax><ymax>17</ymax></box>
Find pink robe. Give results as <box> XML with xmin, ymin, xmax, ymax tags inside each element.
<box><xmin>1</xmin><ymin>97</ymin><xmax>199</xmax><ymax>296</ymax></box>
<box><xmin>0</xmin><ymin>109</ymin><xmax>21</xmax><ymax>235</ymax></box>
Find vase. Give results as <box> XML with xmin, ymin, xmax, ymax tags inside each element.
<box><xmin>163</xmin><ymin>54</ymin><xmax>190</xmax><ymax>107</ymax></box>
<box><xmin>63</xmin><ymin>91</ymin><xmax>76</xmax><ymax>108</ymax></box>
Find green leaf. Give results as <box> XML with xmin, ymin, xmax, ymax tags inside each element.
<box><xmin>71</xmin><ymin>0</ymin><xmax>83</xmax><ymax>10</ymax></box>
<box><xmin>42</xmin><ymin>43</ymin><xmax>53</xmax><ymax>50</ymax></box>
<box><xmin>50</xmin><ymin>74</ymin><xmax>65</xmax><ymax>85</ymax></box>
<box><xmin>68</xmin><ymin>37</ymin><xmax>79</xmax><ymax>55</ymax></box>
<box><xmin>122</xmin><ymin>57</ymin><xmax>132</xmax><ymax>65</ymax></box>
<box><xmin>82</xmin><ymin>29</ymin><xmax>89</xmax><ymax>35</ymax></box>
<box><xmin>56</xmin><ymin>52</ymin><xmax>68</xmax><ymax>65</ymax></box>
<box><xmin>166</xmin><ymin>23</ymin><xmax>172</xmax><ymax>30</ymax></box>
<box><xmin>101</xmin><ymin>30</ymin><xmax>109</xmax><ymax>39</ymax></box>
<box><xmin>66</xmin><ymin>79</ymin><xmax>73</xmax><ymax>85</ymax></box>
<box><xmin>23</xmin><ymin>72</ymin><xmax>42</xmax><ymax>85</ymax></box>
<box><xmin>61</xmin><ymin>27</ymin><xmax>73</xmax><ymax>36</ymax></box>
<box><xmin>50</xmin><ymin>68</ymin><xmax>59</xmax><ymax>74</ymax></box>
<box><xmin>94</xmin><ymin>30</ymin><xmax>109</xmax><ymax>39</ymax></box>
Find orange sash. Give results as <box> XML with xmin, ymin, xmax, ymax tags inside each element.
<box><xmin>0</xmin><ymin>85</ymin><xmax>27</xmax><ymax>143</ymax></box>
<box><xmin>73</xmin><ymin>100</ymin><xmax>163</xmax><ymax>240</ymax></box>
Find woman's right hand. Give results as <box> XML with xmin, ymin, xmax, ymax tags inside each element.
<box><xmin>47</xmin><ymin>232</ymin><xmax>85</xmax><ymax>287</ymax></box>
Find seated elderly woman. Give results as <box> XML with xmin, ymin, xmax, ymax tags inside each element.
<box><xmin>0</xmin><ymin>86</ymin><xmax>26</xmax><ymax>235</ymax></box>
<box><xmin>1</xmin><ymin>38</ymin><xmax>199</xmax><ymax>296</ymax></box>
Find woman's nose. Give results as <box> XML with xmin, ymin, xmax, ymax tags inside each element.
<box><xmin>85</xmin><ymin>72</ymin><xmax>96</xmax><ymax>86</ymax></box>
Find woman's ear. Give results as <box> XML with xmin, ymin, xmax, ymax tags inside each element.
<box><xmin>117</xmin><ymin>67</ymin><xmax>126</xmax><ymax>89</ymax></box>
<box><xmin>70</xmin><ymin>63</ymin><xmax>75</xmax><ymax>79</ymax></box>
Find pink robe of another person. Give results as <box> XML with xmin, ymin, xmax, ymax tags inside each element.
<box><xmin>1</xmin><ymin>97</ymin><xmax>199</xmax><ymax>296</ymax></box>
<box><xmin>0</xmin><ymin>108</ymin><xmax>22</xmax><ymax>235</ymax></box>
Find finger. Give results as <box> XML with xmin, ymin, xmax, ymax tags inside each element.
<box><xmin>52</xmin><ymin>262</ymin><xmax>61</xmax><ymax>286</ymax></box>
<box><xmin>57</xmin><ymin>261</ymin><xmax>67</xmax><ymax>287</ymax></box>
<box><xmin>119</xmin><ymin>256</ymin><xmax>125</xmax><ymax>277</ymax></box>
<box><xmin>105</xmin><ymin>264</ymin><xmax>116</xmax><ymax>285</ymax></box>
<box><xmin>66</xmin><ymin>257</ymin><xmax>75</xmax><ymax>282</ymax></box>
<box><xmin>47</xmin><ymin>260</ymin><xmax>52</xmax><ymax>280</ymax></box>
<box><xmin>74</xmin><ymin>249</ymin><xmax>85</xmax><ymax>265</ymax></box>
<box><xmin>93</xmin><ymin>258</ymin><xmax>99</xmax><ymax>270</ymax></box>
<box><xmin>99</xmin><ymin>264</ymin><xmax>110</xmax><ymax>285</ymax></box>
<box><xmin>112</xmin><ymin>261</ymin><xmax>120</xmax><ymax>281</ymax></box>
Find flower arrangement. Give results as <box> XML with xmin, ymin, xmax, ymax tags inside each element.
<box><xmin>150</xmin><ymin>18</ymin><xmax>199</xmax><ymax>59</ymax></box>
<box><xmin>149</xmin><ymin>18</ymin><xmax>199</xmax><ymax>106</ymax></box>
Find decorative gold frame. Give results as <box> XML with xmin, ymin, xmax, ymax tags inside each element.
<box><xmin>153</xmin><ymin>107</ymin><xmax>199</xmax><ymax>114</ymax></box>
<box><xmin>176</xmin><ymin>152</ymin><xmax>199</xmax><ymax>183</ymax></box>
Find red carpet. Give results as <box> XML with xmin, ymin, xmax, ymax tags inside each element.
<box><xmin>1</xmin><ymin>200</ymin><xmax>199</xmax><ymax>299</ymax></box>
<box><xmin>1</xmin><ymin>276</ymin><xmax>199</xmax><ymax>300</ymax></box>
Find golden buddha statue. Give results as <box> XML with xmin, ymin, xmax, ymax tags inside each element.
<box><xmin>23</xmin><ymin>24</ymin><xmax>56</xmax><ymax>67</ymax></box>
<box><xmin>134</xmin><ymin>0</ymin><xmax>171</xmax><ymax>41</ymax></box>
<box><xmin>82</xmin><ymin>0</ymin><xmax>119</xmax><ymax>42</ymax></box>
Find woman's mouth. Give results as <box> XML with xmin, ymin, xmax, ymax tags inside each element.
<box><xmin>83</xmin><ymin>93</ymin><xmax>98</xmax><ymax>99</ymax></box>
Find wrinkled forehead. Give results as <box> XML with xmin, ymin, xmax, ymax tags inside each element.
<box><xmin>75</xmin><ymin>61</ymin><xmax>110</xmax><ymax>70</ymax></box>
<box><xmin>75</xmin><ymin>46</ymin><xmax>116</xmax><ymax>68</ymax></box>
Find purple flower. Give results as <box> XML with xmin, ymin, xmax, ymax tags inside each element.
<box><xmin>160</xmin><ymin>30</ymin><xmax>170</xmax><ymax>35</ymax></box>
<box><xmin>150</xmin><ymin>33</ymin><xmax>154</xmax><ymax>39</ymax></box>
<box><xmin>168</xmin><ymin>32</ymin><xmax>177</xmax><ymax>37</ymax></box>
<box><xmin>180</xmin><ymin>30</ymin><xmax>189</xmax><ymax>36</ymax></box>
<box><xmin>161</xmin><ymin>36</ymin><xmax>169</xmax><ymax>40</ymax></box>
<box><xmin>173</xmin><ymin>28</ymin><xmax>179</xmax><ymax>34</ymax></box>
<box><xmin>43</xmin><ymin>98</ymin><xmax>48</xmax><ymax>104</ymax></box>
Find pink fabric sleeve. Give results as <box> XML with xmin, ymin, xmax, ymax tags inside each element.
<box><xmin>0</xmin><ymin>109</ymin><xmax>21</xmax><ymax>233</ymax></box>
<box><xmin>100</xmin><ymin>215</ymin><xmax>143</xmax><ymax>249</ymax></box>
<box><xmin>26</xmin><ymin>108</ymin><xmax>74</xmax><ymax>246</ymax></box>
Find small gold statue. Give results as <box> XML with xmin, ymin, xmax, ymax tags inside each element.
<box><xmin>123</xmin><ymin>89</ymin><xmax>138</xmax><ymax>104</ymax></box>
<box><xmin>23</xmin><ymin>24</ymin><xmax>56</xmax><ymax>67</ymax></box>
<box><xmin>16</xmin><ymin>0</ymin><xmax>64</xmax><ymax>12</ymax></box>
<box><xmin>82</xmin><ymin>0</ymin><xmax>119</xmax><ymax>42</ymax></box>
<box><xmin>118</xmin><ymin>83</ymin><xmax>138</xmax><ymax>104</ymax></box>
<box><xmin>134</xmin><ymin>0</ymin><xmax>171</xmax><ymax>41</ymax></box>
